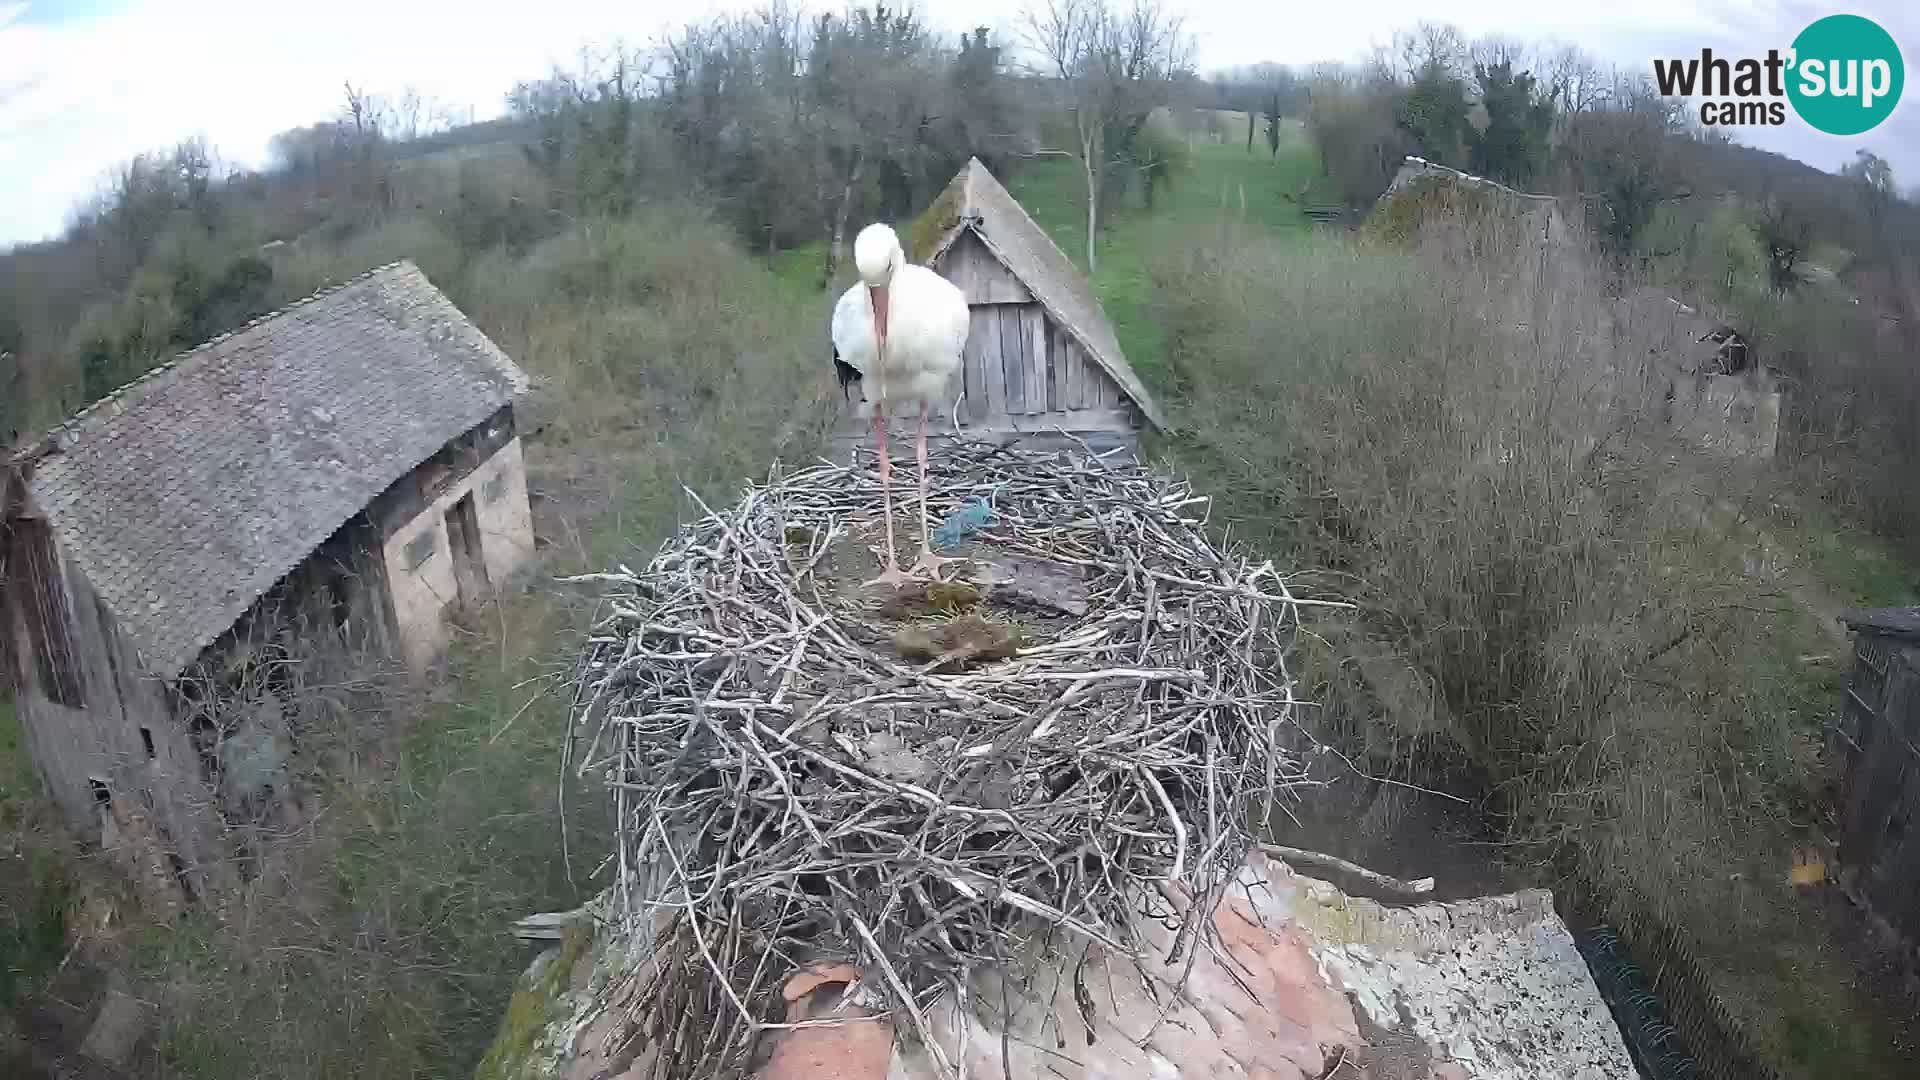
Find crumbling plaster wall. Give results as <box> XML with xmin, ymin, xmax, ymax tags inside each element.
<box><xmin>380</xmin><ymin>437</ymin><xmax>534</xmax><ymax>670</ymax></box>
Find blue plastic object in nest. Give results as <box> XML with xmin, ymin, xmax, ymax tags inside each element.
<box><xmin>933</xmin><ymin>485</ymin><xmax>1004</xmax><ymax>551</ymax></box>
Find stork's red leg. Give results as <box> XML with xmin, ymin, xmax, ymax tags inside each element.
<box><xmin>909</xmin><ymin>403</ymin><xmax>963</xmax><ymax>580</ymax></box>
<box><xmin>865</xmin><ymin>411</ymin><xmax>910</xmax><ymax>587</ymax></box>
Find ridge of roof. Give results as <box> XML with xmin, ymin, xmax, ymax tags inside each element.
<box><xmin>47</xmin><ymin>260</ymin><xmax>418</xmax><ymax>449</ymax></box>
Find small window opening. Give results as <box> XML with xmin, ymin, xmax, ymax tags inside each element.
<box><xmin>88</xmin><ymin>778</ymin><xmax>112</xmax><ymax>805</ymax></box>
<box><xmin>402</xmin><ymin>529</ymin><xmax>437</xmax><ymax>571</ymax></box>
<box><xmin>140</xmin><ymin>727</ymin><xmax>156</xmax><ymax>758</ymax></box>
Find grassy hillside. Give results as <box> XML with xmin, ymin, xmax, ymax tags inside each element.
<box><xmin>1003</xmin><ymin>118</ymin><xmax>1321</xmax><ymax>378</ymax></box>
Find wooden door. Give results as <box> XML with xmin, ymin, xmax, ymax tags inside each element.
<box><xmin>444</xmin><ymin>493</ymin><xmax>490</xmax><ymax>610</ymax></box>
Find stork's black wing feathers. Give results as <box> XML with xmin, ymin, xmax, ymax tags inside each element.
<box><xmin>832</xmin><ymin>346</ymin><xmax>863</xmax><ymax>402</ymax></box>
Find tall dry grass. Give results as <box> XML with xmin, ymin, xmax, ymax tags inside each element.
<box><xmin>1154</xmin><ymin>213</ymin><xmax>1900</xmax><ymax>1075</ymax></box>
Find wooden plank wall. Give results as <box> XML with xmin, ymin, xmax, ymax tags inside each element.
<box><xmin>942</xmin><ymin>231</ymin><xmax>1032</xmax><ymax>305</ymax></box>
<box><xmin>951</xmin><ymin>302</ymin><xmax>1131</xmax><ymax>433</ymax></box>
<box><xmin>845</xmin><ymin>232</ymin><xmax>1136</xmax><ymax>444</ymax></box>
<box><xmin>4</xmin><ymin>525</ymin><xmax>235</xmax><ymax>900</ymax></box>
<box><xmin>1838</xmin><ymin>635</ymin><xmax>1920</xmax><ymax>944</ymax></box>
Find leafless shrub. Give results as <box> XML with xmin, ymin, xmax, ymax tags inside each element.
<box><xmin>1152</xmin><ymin>209</ymin><xmax>1840</xmax><ymax>1047</ymax></box>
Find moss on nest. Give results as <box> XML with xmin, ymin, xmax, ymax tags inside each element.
<box><xmin>893</xmin><ymin>613</ymin><xmax>1022</xmax><ymax>672</ymax></box>
<box><xmin>924</xmin><ymin>580</ymin><xmax>982</xmax><ymax>614</ymax></box>
<box><xmin>872</xmin><ymin>577</ymin><xmax>982</xmax><ymax>619</ymax></box>
<box><xmin>472</xmin><ymin>923</ymin><xmax>594</xmax><ymax>1080</ymax></box>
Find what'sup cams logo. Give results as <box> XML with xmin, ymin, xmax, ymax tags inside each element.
<box><xmin>1653</xmin><ymin>14</ymin><xmax>1904</xmax><ymax>135</ymax></box>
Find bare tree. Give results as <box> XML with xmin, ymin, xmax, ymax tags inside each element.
<box><xmin>1023</xmin><ymin>0</ymin><xmax>1193</xmax><ymax>271</ymax></box>
<box><xmin>1466</xmin><ymin>34</ymin><xmax>1528</xmax><ymax>73</ymax></box>
<box><xmin>1538</xmin><ymin>43</ymin><xmax>1608</xmax><ymax>116</ymax></box>
<box><xmin>1392</xmin><ymin>22</ymin><xmax>1466</xmax><ymax>82</ymax></box>
<box><xmin>342</xmin><ymin>82</ymin><xmax>387</xmax><ymax>142</ymax></box>
<box><xmin>389</xmin><ymin>87</ymin><xmax>441</xmax><ymax>142</ymax></box>
<box><xmin>807</xmin><ymin>6</ymin><xmax>943</xmax><ymax>278</ymax></box>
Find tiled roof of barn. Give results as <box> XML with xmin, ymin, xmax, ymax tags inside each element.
<box><xmin>22</xmin><ymin>260</ymin><xmax>527</xmax><ymax>679</ymax></box>
<box><xmin>924</xmin><ymin>159</ymin><xmax>1166</xmax><ymax>430</ymax></box>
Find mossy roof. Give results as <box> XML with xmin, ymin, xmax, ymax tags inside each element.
<box><xmin>911</xmin><ymin>159</ymin><xmax>1165</xmax><ymax>431</ymax></box>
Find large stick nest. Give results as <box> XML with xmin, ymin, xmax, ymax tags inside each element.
<box><xmin>569</xmin><ymin>441</ymin><xmax>1316</xmax><ymax>1077</ymax></box>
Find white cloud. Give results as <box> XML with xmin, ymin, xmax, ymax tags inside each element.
<box><xmin>0</xmin><ymin>0</ymin><xmax>1914</xmax><ymax>246</ymax></box>
<box><xmin>0</xmin><ymin>0</ymin><xmax>680</xmax><ymax>243</ymax></box>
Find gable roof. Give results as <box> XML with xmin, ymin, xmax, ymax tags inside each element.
<box><xmin>922</xmin><ymin>158</ymin><xmax>1166</xmax><ymax>430</ymax></box>
<box><xmin>16</xmin><ymin>260</ymin><xmax>527</xmax><ymax>679</ymax></box>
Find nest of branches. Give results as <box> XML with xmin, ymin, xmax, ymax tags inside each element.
<box><xmin>569</xmin><ymin>441</ymin><xmax>1317</xmax><ymax>1078</ymax></box>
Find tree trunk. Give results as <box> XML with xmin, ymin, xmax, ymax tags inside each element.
<box><xmin>1084</xmin><ymin>157</ymin><xmax>1098</xmax><ymax>273</ymax></box>
<box><xmin>1083</xmin><ymin>123</ymin><xmax>1100</xmax><ymax>273</ymax></box>
<box><xmin>825</xmin><ymin>149</ymin><xmax>865</xmax><ymax>284</ymax></box>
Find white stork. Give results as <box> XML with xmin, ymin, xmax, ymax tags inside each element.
<box><xmin>830</xmin><ymin>222</ymin><xmax>970</xmax><ymax>585</ymax></box>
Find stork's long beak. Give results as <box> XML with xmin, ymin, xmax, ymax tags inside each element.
<box><xmin>868</xmin><ymin>284</ymin><xmax>889</xmax><ymax>348</ymax></box>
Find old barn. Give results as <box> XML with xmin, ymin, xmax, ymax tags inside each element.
<box><xmin>837</xmin><ymin>158</ymin><xmax>1164</xmax><ymax>457</ymax></box>
<box><xmin>1</xmin><ymin>260</ymin><xmax>534</xmax><ymax>903</ymax></box>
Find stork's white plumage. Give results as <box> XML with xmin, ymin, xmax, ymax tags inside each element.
<box><xmin>830</xmin><ymin>222</ymin><xmax>970</xmax><ymax>585</ymax></box>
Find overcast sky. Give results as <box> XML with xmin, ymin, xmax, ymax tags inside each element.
<box><xmin>0</xmin><ymin>0</ymin><xmax>1913</xmax><ymax>247</ymax></box>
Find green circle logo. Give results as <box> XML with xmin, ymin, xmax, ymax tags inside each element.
<box><xmin>1787</xmin><ymin>15</ymin><xmax>1904</xmax><ymax>136</ymax></box>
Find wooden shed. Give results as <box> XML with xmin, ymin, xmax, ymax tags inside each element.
<box><xmin>1832</xmin><ymin>607</ymin><xmax>1920</xmax><ymax>947</ymax></box>
<box><xmin>836</xmin><ymin>159</ymin><xmax>1164</xmax><ymax>458</ymax></box>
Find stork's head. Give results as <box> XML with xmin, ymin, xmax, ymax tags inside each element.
<box><xmin>853</xmin><ymin>223</ymin><xmax>902</xmax><ymax>345</ymax></box>
<box><xmin>853</xmin><ymin>223</ymin><xmax>902</xmax><ymax>287</ymax></box>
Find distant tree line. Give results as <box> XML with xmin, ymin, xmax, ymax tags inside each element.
<box><xmin>0</xmin><ymin>7</ymin><xmax>1046</xmax><ymax>440</ymax></box>
<box><xmin>1301</xmin><ymin>27</ymin><xmax>1570</xmax><ymax>210</ymax></box>
<box><xmin>1294</xmin><ymin>21</ymin><xmax>1908</xmax><ymax>275</ymax></box>
<box><xmin>508</xmin><ymin>5</ymin><xmax>1023</xmax><ymax>282</ymax></box>
<box><xmin>0</xmin><ymin>79</ymin><xmax>476</xmax><ymax>441</ymax></box>
<box><xmin>1294</xmin><ymin>22</ymin><xmax>1920</xmax><ymax>560</ymax></box>
<box><xmin>504</xmin><ymin>0</ymin><xmax>1198</xmax><ymax>279</ymax></box>
<box><xmin>1207</xmin><ymin>64</ymin><xmax>1306</xmax><ymax>159</ymax></box>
